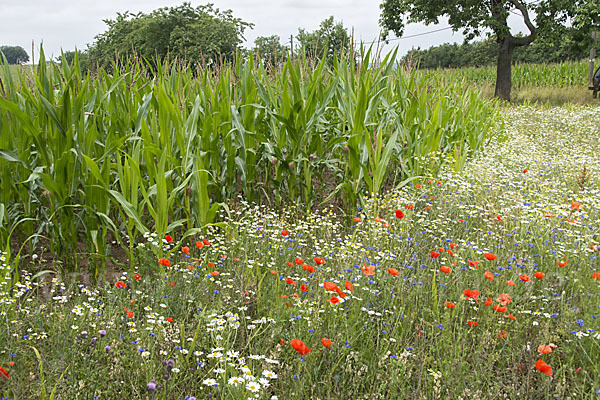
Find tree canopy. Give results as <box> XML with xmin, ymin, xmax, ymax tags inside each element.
<box><xmin>296</xmin><ymin>16</ymin><xmax>352</xmax><ymax>62</ymax></box>
<box><xmin>253</xmin><ymin>35</ymin><xmax>288</xmax><ymax>66</ymax></box>
<box><xmin>380</xmin><ymin>0</ymin><xmax>600</xmax><ymax>100</ymax></box>
<box><xmin>87</xmin><ymin>2</ymin><xmax>253</xmax><ymax>66</ymax></box>
<box><xmin>0</xmin><ymin>46</ymin><xmax>29</xmax><ymax>65</ymax></box>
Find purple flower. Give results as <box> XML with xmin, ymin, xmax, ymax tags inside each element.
<box><xmin>99</xmin><ymin>330</ymin><xmax>106</xmax><ymax>337</ymax></box>
<box><xmin>147</xmin><ymin>381</ymin><xmax>157</xmax><ymax>391</ymax></box>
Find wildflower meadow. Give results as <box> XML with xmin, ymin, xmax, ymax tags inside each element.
<box><xmin>1</xmin><ymin>56</ymin><xmax>600</xmax><ymax>399</ymax></box>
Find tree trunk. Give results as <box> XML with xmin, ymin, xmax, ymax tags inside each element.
<box><xmin>494</xmin><ymin>37</ymin><xmax>515</xmax><ymax>102</ymax></box>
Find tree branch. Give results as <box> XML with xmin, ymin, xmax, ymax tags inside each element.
<box><xmin>508</xmin><ymin>0</ymin><xmax>536</xmax><ymax>46</ymax></box>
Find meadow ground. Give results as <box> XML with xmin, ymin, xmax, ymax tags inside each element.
<box><xmin>1</xmin><ymin>104</ymin><xmax>600</xmax><ymax>399</ymax></box>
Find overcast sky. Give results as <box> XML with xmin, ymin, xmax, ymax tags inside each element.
<box><xmin>0</xmin><ymin>1</ymin><xmax>528</xmax><ymax>62</ymax></box>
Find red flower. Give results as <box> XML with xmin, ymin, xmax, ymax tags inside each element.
<box><xmin>557</xmin><ymin>261</ymin><xmax>567</xmax><ymax>267</ymax></box>
<box><xmin>335</xmin><ymin>287</ymin><xmax>347</xmax><ymax>298</ymax></box>
<box><xmin>571</xmin><ymin>201</ymin><xmax>581</xmax><ymax>210</ymax></box>
<box><xmin>285</xmin><ymin>277</ymin><xmax>296</xmax><ymax>285</ymax></box>
<box><xmin>505</xmin><ymin>314</ymin><xmax>517</xmax><ymax>320</ymax></box>
<box><xmin>314</xmin><ymin>257</ymin><xmax>325</xmax><ymax>265</ymax></box>
<box><xmin>535</xmin><ymin>360</ymin><xmax>553</xmax><ymax>377</ymax></box>
<box><xmin>445</xmin><ymin>301</ymin><xmax>456</xmax><ymax>308</ymax></box>
<box><xmin>344</xmin><ymin>280</ymin><xmax>354</xmax><ymax>292</ymax></box>
<box><xmin>484</xmin><ymin>298</ymin><xmax>493</xmax><ymax>306</ymax></box>
<box><xmin>323</xmin><ymin>281</ymin><xmax>339</xmax><ymax>292</ymax></box>
<box><xmin>115</xmin><ymin>281</ymin><xmax>127</xmax><ymax>289</ymax></box>
<box><xmin>449</xmin><ymin>243</ymin><xmax>457</xmax><ymax>249</ymax></box>
<box><xmin>158</xmin><ymin>258</ymin><xmax>171</xmax><ymax>267</ymax></box>
<box><xmin>329</xmin><ymin>296</ymin><xmax>340</xmax><ymax>304</ymax></box>
<box><xmin>592</xmin><ymin>272</ymin><xmax>600</xmax><ymax>280</ymax></box>
<box><xmin>303</xmin><ymin>264</ymin><xmax>315</xmax><ymax>273</ymax></box>
<box><xmin>321</xmin><ymin>338</ymin><xmax>333</xmax><ymax>348</ymax></box>
<box><xmin>484</xmin><ymin>252</ymin><xmax>497</xmax><ymax>261</ymax></box>
<box><xmin>468</xmin><ymin>260</ymin><xmax>480</xmax><ymax>268</ymax></box>
<box><xmin>484</xmin><ymin>271</ymin><xmax>494</xmax><ymax>281</ymax></box>
<box><xmin>286</xmin><ymin>261</ymin><xmax>293</xmax><ymax>267</ymax></box>
<box><xmin>165</xmin><ymin>235</ymin><xmax>173</xmax><ymax>243</ymax></box>
<box><xmin>523</xmin><ymin>169</ymin><xmax>528</xmax><ymax>173</ymax></box>
<box><xmin>430</xmin><ymin>251</ymin><xmax>440</xmax><ymax>258</ymax></box>
<box><xmin>295</xmin><ymin>258</ymin><xmax>304</xmax><ymax>265</ymax></box>
<box><xmin>353</xmin><ymin>217</ymin><xmax>362</xmax><ymax>223</ymax></box>
<box><xmin>498</xmin><ymin>330</ymin><xmax>507</xmax><ymax>339</ymax></box>
<box><xmin>202</xmin><ymin>238</ymin><xmax>211</xmax><ymax>246</ymax></box>
<box><xmin>281</xmin><ymin>230</ymin><xmax>289</xmax><ymax>236</ymax></box>
<box><xmin>415</xmin><ymin>184</ymin><xmax>422</xmax><ymax>189</ymax></box>
<box><xmin>467</xmin><ymin>320</ymin><xmax>478</xmax><ymax>327</ymax></box>
<box><xmin>520</xmin><ymin>274</ymin><xmax>530</xmax><ymax>282</ymax></box>
<box><xmin>534</xmin><ymin>272</ymin><xmax>545</xmax><ymax>279</ymax></box>
<box><xmin>270</xmin><ymin>270</ymin><xmax>278</xmax><ymax>275</ymax></box>
<box><xmin>195</xmin><ymin>241</ymin><xmax>204</xmax><ymax>249</ymax></box>
<box><xmin>300</xmin><ymin>284</ymin><xmax>309</xmax><ymax>292</ymax></box>
<box><xmin>166</xmin><ymin>317</ymin><xmax>173</xmax><ymax>323</ymax></box>
<box><xmin>493</xmin><ymin>304</ymin><xmax>507</xmax><ymax>313</ymax></box>
<box><xmin>181</xmin><ymin>246</ymin><xmax>190</xmax><ymax>255</ymax></box>
<box><xmin>387</xmin><ymin>268</ymin><xmax>399</xmax><ymax>276</ymax></box>
<box><xmin>496</xmin><ymin>215</ymin><xmax>503</xmax><ymax>221</ymax></box>
<box><xmin>362</xmin><ymin>264</ymin><xmax>375</xmax><ymax>275</ymax></box>
<box><xmin>210</xmin><ymin>271</ymin><xmax>219</xmax><ymax>277</ymax></box>
<box><xmin>124</xmin><ymin>307</ymin><xmax>134</xmax><ymax>318</ymax></box>
<box><xmin>168</xmin><ymin>282</ymin><xmax>176</xmax><ymax>287</ymax></box>
<box><xmin>462</xmin><ymin>289</ymin><xmax>480</xmax><ymax>300</ymax></box>
<box><xmin>506</xmin><ymin>280</ymin><xmax>516</xmax><ymax>286</ymax></box>
<box><xmin>0</xmin><ymin>366</ymin><xmax>9</xmax><ymax>379</ymax></box>
<box><xmin>290</xmin><ymin>339</ymin><xmax>311</xmax><ymax>355</ymax></box>
<box><xmin>440</xmin><ymin>266</ymin><xmax>452</xmax><ymax>274</ymax></box>
<box><xmin>395</xmin><ymin>210</ymin><xmax>405</xmax><ymax>219</ymax></box>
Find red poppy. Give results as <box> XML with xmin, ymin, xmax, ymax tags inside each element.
<box><xmin>210</xmin><ymin>271</ymin><xmax>219</xmax><ymax>277</ymax></box>
<box><xmin>462</xmin><ymin>289</ymin><xmax>480</xmax><ymax>300</ymax></box>
<box><xmin>506</xmin><ymin>280</ymin><xmax>516</xmax><ymax>286</ymax></box>
<box><xmin>290</xmin><ymin>339</ymin><xmax>311</xmax><ymax>355</ymax></box>
<box><xmin>321</xmin><ymin>338</ymin><xmax>333</xmax><ymax>348</ymax></box>
<box><xmin>323</xmin><ymin>281</ymin><xmax>339</xmax><ymax>292</ymax></box>
<box><xmin>484</xmin><ymin>252</ymin><xmax>497</xmax><ymax>261</ymax></box>
<box><xmin>493</xmin><ymin>304</ymin><xmax>507</xmax><ymax>313</ymax></box>
<box><xmin>505</xmin><ymin>314</ymin><xmax>517</xmax><ymax>320</ymax></box>
<box><xmin>405</xmin><ymin>204</ymin><xmax>414</xmax><ymax>210</ymax></box>
<box><xmin>430</xmin><ymin>251</ymin><xmax>440</xmax><ymax>258</ymax></box>
<box><xmin>468</xmin><ymin>260</ymin><xmax>480</xmax><ymax>268</ymax></box>
<box><xmin>353</xmin><ymin>217</ymin><xmax>362</xmax><ymax>223</ymax></box>
<box><xmin>195</xmin><ymin>241</ymin><xmax>204</xmax><ymax>249</ymax></box>
<box><xmin>300</xmin><ymin>284</ymin><xmax>309</xmax><ymax>292</ymax></box>
<box><xmin>534</xmin><ymin>272</ymin><xmax>545</xmax><ymax>279</ymax></box>
<box><xmin>484</xmin><ymin>271</ymin><xmax>494</xmax><ymax>281</ymax></box>
<box><xmin>557</xmin><ymin>261</ymin><xmax>567</xmax><ymax>267</ymax></box>
<box><xmin>440</xmin><ymin>266</ymin><xmax>452</xmax><ymax>274</ymax></box>
<box><xmin>537</xmin><ymin>344</ymin><xmax>554</xmax><ymax>355</ymax></box>
<box><xmin>285</xmin><ymin>277</ymin><xmax>296</xmax><ymax>285</ymax></box>
<box><xmin>115</xmin><ymin>281</ymin><xmax>127</xmax><ymax>289</ymax></box>
<box><xmin>498</xmin><ymin>330</ymin><xmax>507</xmax><ymax>339</ymax></box>
<box><xmin>280</xmin><ymin>338</ymin><xmax>286</xmax><ymax>346</ymax></box>
<box><xmin>362</xmin><ymin>264</ymin><xmax>375</xmax><ymax>275</ymax></box>
<box><xmin>270</xmin><ymin>270</ymin><xmax>277</xmax><ymax>275</ymax></box>
<box><xmin>415</xmin><ymin>184</ymin><xmax>422</xmax><ymax>189</ymax></box>
<box><xmin>168</xmin><ymin>281</ymin><xmax>176</xmax><ymax>288</ymax></box>
<box><xmin>571</xmin><ymin>201</ymin><xmax>581</xmax><ymax>210</ymax></box>
<box><xmin>208</xmin><ymin>262</ymin><xmax>215</xmax><ymax>268</ymax></box>
<box><xmin>395</xmin><ymin>210</ymin><xmax>405</xmax><ymax>219</ymax></box>
<box><xmin>467</xmin><ymin>320</ymin><xmax>478</xmax><ymax>327</ymax></box>
<box><xmin>303</xmin><ymin>264</ymin><xmax>315</xmax><ymax>273</ymax></box>
<box><xmin>497</xmin><ymin>293</ymin><xmax>512</xmax><ymax>305</ymax></box>
<box><xmin>234</xmin><ymin>258</ymin><xmax>241</xmax><ymax>261</ymax></box>
<box><xmin>535</xmin><ymin>360</ymin><xmax>553</xmax><ymax>376</ymax></box>
<box><xmin>165</xmin><ymin>235</ymin><xmax>173</xmax><ymax>243</ymax></box>
<box><xmin>592</xmin><ymin>272</ymin><xmax>600</xmax><ymax>280</ymax></box>
<box><xmin>344</xmin><ymin>280</ymin><xmax>354</xmax><ymax>292</ymax></box>
<box><xmin>158</xmin><ymin>258</ymin><xmax>171</xmax><ymax>267</ymax></box>
<box><xmin>387</xmin><ymin>268</ymin><xmax>399</xmax><ymax>276</ymax></box>
<box><xmin>166</xmin><ymin>317</ymin><xmax>173</xmax><ymax>323</ymax></box>
<box><xmin>329</xmin><ymin>296</ymin><xmax>340</xmax><ymax>304</ymax></box>
<box><xmin>295</xmin><ymin>258</ymin><xmax>304</xmax><ymax>265</ymax></box>
<box><xmin>0</xmin><ymin>366</ymin><xmax>9</xmax><ymax>379</ymax></box>
<box><xmin>181</xmin><ymin>246</ymin><xmax>190</xmax><ymax>255</ymax></box>
<box><xmin>281</xmin><ymin>230</ymin><xmax>289</xmax><ymax>236</ymax></box>
<box><xmin>445</xmin><ymin>301</ymin><xmax>456</xmax><ymax>308</ymax></box>
<box><xmin>335</xmin><ymin>287</ymin><xmax>347</xmax><ymax>298</ymax></box>
<box><xmin>449</xmin><ymin>243</ymin><xmax>457</xmax><ymax>249</ymax></box>
<box><xmin>446</xmin><ymin>250</ymin><xmax>454</xmax><ymax>257</ymax></box>
<box><xmin>523</xmin><ymin>169</ymin><xmax>528</xmax><ymax>173</ymax></box>
<box><xmin>520</xmin><ymin>274</ymin><xmax>530</xmax><ymax>282</ymax></box>
<box><xmin>286</xmin><ymin>261</ymin><xmax>293</xmax><ymax>267</ymax></box>
<box><xmin>134</xmin><ymin>273</ymin><xmax>142</xmax><ymax>281</ymax></box>
<box><xmin>314</xmin><ymin>257</ymin><xmax>325</xmax><ymax>265</ymax></box>
<box><xmin>496</xmin><ymin>215</ymin><xmax>503</xmax><ymax>221</ymax></box>
<box><xmin>484</xmin><ymin>298</ymin><xmax>493</xmax><ymax>306</ymax></box>
<box><xmin>202</xmin><ymin>238</ymin><xmax>211</xmax><ymax>246</ymax></box>
<box><xmin>124</xmin><ymin>307</ymin><xmax>134</xmax><ymax>318</ymax></box>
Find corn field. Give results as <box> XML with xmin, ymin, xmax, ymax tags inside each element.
<box><xmin>434</xmin><ymin>60</ymin><xmax>590</xmax><ymax>89</ymax></box>
<box><xmin>0</xmin><ymin>48</ymin><xmax>500</xmax><ymax>276</ymax></box>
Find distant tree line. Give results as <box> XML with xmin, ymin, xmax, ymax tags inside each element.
<box><xmin>403</xmin><ymin>28</ymin><xmax>593</xmax><ymax>69</ymax></box>
<box><xmin>0</xmin><ymin>46</ymin><xmax>29</xmax><ymax>65</ymax></box>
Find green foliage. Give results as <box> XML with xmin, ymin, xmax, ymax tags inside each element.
<box><xmin>253</xmin><ymin>35</ymin><xmax>288</xmax><ymax>66</ymax></box>
<box><xmin>404</xmin><ymin>31</ymin><xmax>593</xmax><ymax>69</ymax></box>
<box><xmin>87</xmin><ymin>2</ymin><xmax>253</xmax><ymax>66</ymax></box>
<box><xmin>0</xmin><ymin>46</ymin><xmax>29</xmax><ymax>65</ymax></box>
<box><xmin>296</xmin><ymin>16</ymin><xmax>352</xmax><ymax>62</ymax></box>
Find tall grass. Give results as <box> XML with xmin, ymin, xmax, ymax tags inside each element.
<box><xmin>0</xmin><ymin>47</ymin><xmax>500</xmax><ymax>277</ymax></box>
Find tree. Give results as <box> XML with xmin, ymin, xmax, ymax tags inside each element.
<box><xmin>380</xmin><ymin>0</ymin><xmax>600</xmax><ymax>101</ymax></box>
<box><xmin>0</xmin><ymin>46</ymin><xmax>29</xmax><ymax>65</ymax></box>
<box><xmin>296</xmin><ymin>16</ymin><xmax>352</xmax><ymax>62</ymax></box>
<box><xmin>87</xmin><ymin>2</ymin><xmax>253</xmax><ymax>66</ymax></box>
<box><xmin>253</xmin><ymin>35</ymin><xmax>288</xmax><ymax>65</ymax></box>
